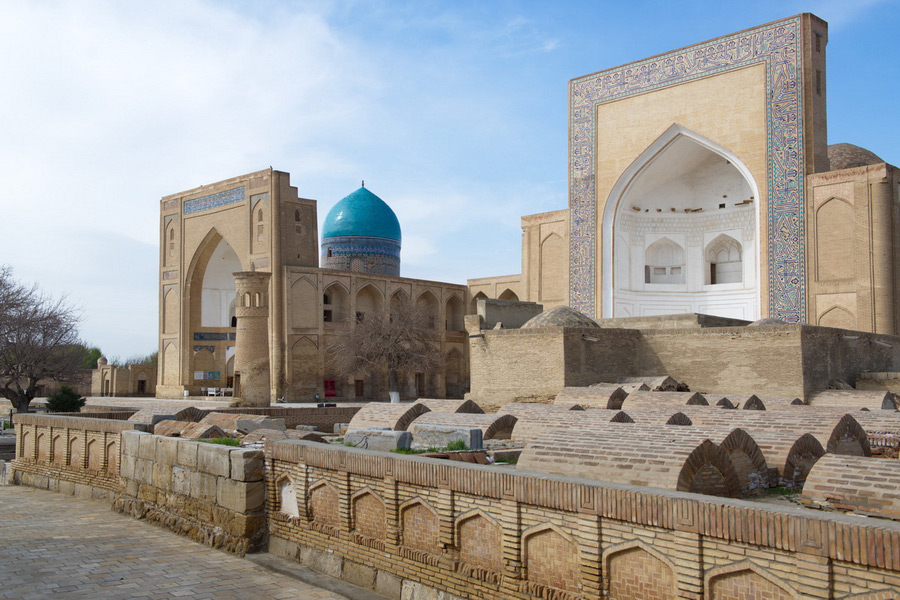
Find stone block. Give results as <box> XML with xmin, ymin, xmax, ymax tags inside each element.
<box><xmin>268</xmin><ymin>535</ymin><xmax>300</xmax><ymax>561</ymax></box>
<box><xmin>91</xmin><ymin>488</ymin><xmax>109</xmax><ymax>502</ymax></box>
<box><xmin>121</xmin><ymin>430</ymin><xmax>144</xmax><ymax>458</ymax></box>
<box><xmin>375</xmin><ymin>570</ymin><xmax>403</xmax><ymax>600</ymax></box>
<box><xmin>216</xmin><ymin>478</ymin><xmax>265</xmax><ymax>513</ymax></box>
<box><xmin>299</xmin><ymin>545</ymin><xmax>342</xmax><ymax>578</ymax></box>
<box><xmin>124</xmin><ymin>478</ymin><xmax>139</xmax><ymax>497</ymax></box>
<box><xmin>177</xmin><ymin>440</ymin><xmax>199</xmax><ymax>468</ymax></box>
<box><xmin>344</xmin><ymin>429</ymin><xmax>411</xmax><ymax>452</ymax></box>
<box><xmin>152</xmin><ymin>462</ymin><xmax>172</xmax><ymax>491</ymax></box>
<box><xmin>229</xmin><ymin>449</ymin><xmax>265</xmax><ymax>482</ymax></box>
<box><xmin>74</xmin><ymin>482</ymin><xmax>92</xmax><ymax>499</ymax></box>
<box><xmin>235</xmin><ymin>417</ymin><xmax>286</xmax><ymax>434</ymax></box>
<box><xmin>119</xmin><ymin>453</ymin><xmax>136</xmax><ymax>480</ymax></box>
<box><xmin>137</xmin><ymin>434</ymin><xmax>158</xmax><ymax>461</ymax></box>
<box><xmin>197</xmin><ymin>442</ymin><xmax>231</xmax><ymax>477</ymax></box>
<box><xmin>409</xmin><ymin>424</ymin><xmax>483</xmax><ymax>450</ymax></box>
<box><xmin>152</xmin><ymin>420</ymin><xmax>192</xmax><ymax>437</ymax></box>
<box><xmin>171</xmin><ymin>466</ymin><xmax>190</xmax><ymax>496</ymax></box>
<box><xmin>190</xmin><ymin>471</ymin><xmax>217</xmax><ymax>502</ymax></box>
<box><xmin>156</xmin><ymin>436</ymin><xmax>180</xmax><ymax>466</ymax></box>
<box><xmin>294</xmin><ymin>425</ymin><xmax>319</xmax><ymax>431</ymax></box>
<box><xmin>343</xmin><ymin>561</ymin><xmax>376</xmax><ymax>590</ymax></box>
<box><xmin>134</xmin><ymin>457</ymin><xmax>154</xmax><ymax>486</ymax></box>
<box><xmin>58</xmin><ymin>480</ymin><xmax>75</xmax><ymax>496</ymax></box>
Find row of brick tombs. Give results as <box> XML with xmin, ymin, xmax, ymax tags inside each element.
<box><xmin>346</xmin><ymin>391</ymin><xmax>900</xmax><ymax>507</ymax></box>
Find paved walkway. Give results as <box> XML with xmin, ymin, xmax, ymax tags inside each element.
<box><xmin>0</xmin><ymin>486</ymin><xmax>365</xmax><ymax>600</ymax></box>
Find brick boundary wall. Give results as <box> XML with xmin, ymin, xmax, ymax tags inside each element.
<box><xmin>265</xmin><ymin>439</ymin><xmax>900</xmax><ymax>600</ymax></box>
<box><xmin>10</xmin><ymin>413</ymin><xmax>148</xmax><ymax>499</ymax></box>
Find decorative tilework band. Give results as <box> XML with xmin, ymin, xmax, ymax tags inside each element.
<box><xmin>184</xmin><ymin>187</ymin><xmax>245</xmax><ymax>215</ymax></box>
<box><xmin>568</xmin><ymin>16</ymin><xmax>805</xmax><ymax>322</ymax></box>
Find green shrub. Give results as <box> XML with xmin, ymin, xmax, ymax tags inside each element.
<box><xmin>444</xmin><ymin>440</ymin><xmax>468</xmax><ymax>451</ymax></box>
<box><xmin>45</xmin><ymin>386</ymin><xmax>86</xmax><ymax>413</ymax></box>
<box><xmin>200</xmin><ymin>437</ymin><xmax>241</xmax><ymax>446</ymax></box>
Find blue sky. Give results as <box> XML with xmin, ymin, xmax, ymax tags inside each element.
<box><xmin>1</xmin><ymin>0</ymin><xmax>897</xmax><ymax>359</ymax></box>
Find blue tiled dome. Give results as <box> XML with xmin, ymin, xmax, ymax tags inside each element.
<box><xmin>321</xmin><ymin>187</ymin><xmax>401</xmax><ymax>242</ymax></box>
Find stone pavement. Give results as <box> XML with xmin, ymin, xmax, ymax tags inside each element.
<box><xmin>0</xmin><ymin>486</ymin><xmax>380</xmax><ymax>600</ymax></box>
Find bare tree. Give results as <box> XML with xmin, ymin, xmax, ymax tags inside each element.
<box><xmin>0</xmin><ymin>267</ymin><xmax>83</xmax><ymax>412</ymax></box>
<box><xmin>326</xmin><ymin>296</ymin><xmax>440</xmax><ymax>401</ymax></box>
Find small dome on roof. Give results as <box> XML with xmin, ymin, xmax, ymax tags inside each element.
<box><xmin>521</xmin><ymin>306</ymin><xmax>600</xmax><ymax>329</ymax></box>
<box><xmin>97</xmin><ymin>356</ymin><xmax>108</xmax><ymax>366</ymax></box>
<box><xmin>321</xmin><ymin>187</ymin><xmax>401</xmax><ymax>242</ymax></box>
<box><xmin>828</xmin><ymin>143</ymin><xmax>885</xmax><ymax>171</ymax></box>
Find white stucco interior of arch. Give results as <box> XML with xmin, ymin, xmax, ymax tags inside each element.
<box><xmin>601</xmin><ymin>125</ymin><xmax>762</xmax><ymax>320</ymax></box>
<box><xmin>201</xmin><ymin>238</ymin><xmax>241</xmax><ymax>327</ymax></box>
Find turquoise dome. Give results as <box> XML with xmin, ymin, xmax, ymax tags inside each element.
<box><xmin>321</xmin><ymin>187</ymin><xmax>401</xmax><ymax>242</ymax></box>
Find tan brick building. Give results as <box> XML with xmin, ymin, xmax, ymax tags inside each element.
<box><xmin>156</xmin><ymin>170</ymin><xmax>467</xmax><ymax>402</ymax></box>
<box><xmin>471</xmin><ymin>14</ymin><xmax>900</xmax><ymax>334</ymax></box>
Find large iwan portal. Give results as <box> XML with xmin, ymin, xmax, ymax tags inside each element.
<box><xmin>604</xmin><ymin>128</ymin><xmax>760</xmax><ymax>320</ymax></box>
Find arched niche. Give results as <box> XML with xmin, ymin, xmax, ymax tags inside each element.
<box><xmin>498</xmin><ymin>289</ymin><xmax>519</xmax><ymax>301</ymax></box>
<box><xmin>603</xmin><ymin>125</ymin><xmax>760</xmax><ymax>320</ymax></box>
<box><xmin>355</xmin><ymin>284</ymin><xmax>383</xmax><ymax>321</ymax></box>
<box><xmin>705</xmin><ymin>234</ymin><xmax>743</xmax><ymax>285</ymax></box>
<box><xmin>415</xmin><ymin>290</ymin><xmax>439</xmax><ymax>329</ymax></box>
<box><xmin>323</xmin><ymin>282</ymin><xmax>349</xmax><ymax>323</ymax></box>
<box><xmin>445</xmin><ymin>295</ymin><xmax>464</xmax><ymax>331</ymax></box>
<box><xmin>469</xmin><ymin>292</ymin><xmax>487</xmax><ymax>315</ymax></box>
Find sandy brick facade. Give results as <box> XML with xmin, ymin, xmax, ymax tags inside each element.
<box><xmin>265</xmin><ymin>439</ymin><xmax>900</xmax><ymax>599</ymax></box>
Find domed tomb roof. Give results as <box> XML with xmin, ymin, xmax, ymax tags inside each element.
<box><xmin>828</xmin><ymin>143</ymin><xmax>885</xmax><ymax>171</ymax></box>
<box><xmin>521</xmin><ymin>305</ymin><xmax>600</xmax><ymax>329</ymax></box>
<box><xmin>321</xmin><ymin>187</ymin><xmax>401</xmax><ymax>242</ymax></box>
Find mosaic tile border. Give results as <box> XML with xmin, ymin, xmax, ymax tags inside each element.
<box><xmin>568</xmin><ymin>16</ymin><xmax>805</xmax><ymax>322</ymax></box>
<box><xmin>184</xmin><ymin>187</ymin><xmax>245</xmax><ymax>215</ymax></box>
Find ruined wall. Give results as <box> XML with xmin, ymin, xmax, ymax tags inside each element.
<box><xmin>799</xmin><ymin>325</ymin><xmax>900</xmax><ymax>391</ymax></box>
<box><xmin>266</xmin><ymin>440</ymin><xmax>900</xmax><ymax>600</ymax></box>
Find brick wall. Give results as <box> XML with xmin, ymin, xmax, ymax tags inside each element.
<box><xmin>265</xmin><ymin>439</ymin><xmax>900</xmax><ymax>599</ymax></box>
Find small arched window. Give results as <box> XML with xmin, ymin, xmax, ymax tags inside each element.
<box><xmin>257</xmin><ymin>209</ymin><xmax>264</xmax><ymax>222</ymax></box>
<box><xmin>644</xmin><ymin>237</ymin><xmax>685</xmax><ymax>284</ymax></box>
<box><xmin>706</xmin><ymin>235</ymin><xmax>743</xmax><ymax>285</ymax></box>
<box><xmin>327</xmin><ymin>247</ymin><xmax>333</xmax><ymax>258</ymax></box>
<box><xmin>167</xmin><ymin>227</ymin><xmax>175</xmax><ymax>258</ymax></box>
<box><xmin>294</xmin><ymin>210</ymin><xmax>301</xmax><ymax>222</ymax></box>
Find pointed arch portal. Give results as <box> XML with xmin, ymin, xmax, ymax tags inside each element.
<box><xmin>603</xmin><ymin>127</ymin><xmax>760</xmax><ymax>320</ymax></box>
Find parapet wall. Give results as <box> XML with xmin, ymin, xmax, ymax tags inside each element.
<box><xmin>266</xmin><ymin>439</ymin><xmax>900</xmax><ymax>600</ymax></box>
<box><xmin>116</xmin><ymin>431</ymin><xmax>267</xmax><ymax>554</ymax></box>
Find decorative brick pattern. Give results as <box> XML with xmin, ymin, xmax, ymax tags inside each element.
<box><xmin>525</xmin><ymin>528</ymin><xmax>581</xmax><ymax>597</ymax></box>
<box><xmin>709</xmin><ymin>569</ymin><xmax>793</xmax><ymax>600</ymax></box>
<box><xmin>352</xmin><ymin>492</ymin><xmax>386</xmax><ymax>547</ymax></box>
<box><xmin>608</xmin><ymin>547</ymin><xmax>676</xmax><ymax>600</ymax></box>
<box><xmin>262</xmin><ymin>440</ymin><xmax>900</xmax><ymax>599</ymax></box>
<box><xmin>401</xmin><ymin>502</ymin><xmax>440</xmax><ymax>555</ymax></box>
<box><xmin>458</xmin><ymin>514</ymin><xmax>503</xmax><ymax>580</ymax></box>
<box><xmin>308</xmin><ymin>483</ymin><xmax>340</xmax><ymax>534</ymax></box>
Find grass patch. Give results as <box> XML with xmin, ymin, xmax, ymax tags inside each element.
<box><xmin>1</xmin><ymin>421</ymin><xmax>12</xmax><ymax>430</ymax></box>
<box><xmin>391</xmin><ymin>441</ymin><xmax>470</xmax><ymax>454</ymax></box>
<box><xmin>200</xmin><ymin>437</ymin><xmax>241</xmax><ymax>447</ymax></box>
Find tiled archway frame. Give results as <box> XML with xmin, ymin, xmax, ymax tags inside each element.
<box><xmin>568</xmin><ymin>15</ymin><xmax>805</xmax><ymax>322</ymax></box>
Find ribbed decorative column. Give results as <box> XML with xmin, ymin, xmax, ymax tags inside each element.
<box><xmin>233</xmin><ymin>271</ymin><xmax>271</xmax><ymax>406</ymax></box>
